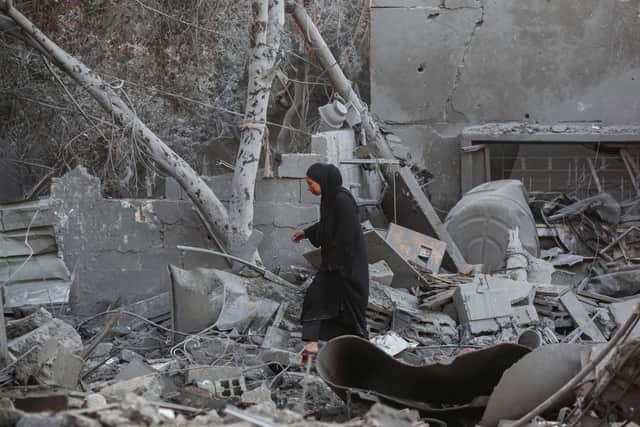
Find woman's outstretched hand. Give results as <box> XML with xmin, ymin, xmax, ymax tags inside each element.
<box><xmin>292</xmin><ymin>230</ymin><xmax>305</xmax><ymax>243</ymax></box>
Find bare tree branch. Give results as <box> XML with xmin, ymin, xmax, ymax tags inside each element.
<box><xmin>228</xmin><ymin>0</ymin><xmax>285</xmax><ymax>263</ymax></box>
<box><xmin>3</xmin><ymin>4</ymin><xmax>232</xmax><ymax>250</ymax></box>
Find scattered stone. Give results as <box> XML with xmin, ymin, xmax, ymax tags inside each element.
<box><xmin>120</xmin><ymin>349</ymin><xmax>143</xmax><ymax>363</ymax></box>
<box><xmin>8</xmin><ymin>319</ymin><xmax>83</xmax><ymax>386</ymax></box>
<box><xmin>84</xmin><ymin>393</ymin><xmax>107</xmax><ymax>409</ymax></box>
<box><xmin>369</xmin><ymin>260</ymin><xmax>394</xmax><ymax>287</ymax></box>
<box><xmin>99</xmin><ymin>374</ymin><xmax>173</xmax><ymax>401</ymax></box>
<box><xmin>114</xmin><ymin>358</ymin><xmax>156</xmax><ymax>381</ymax></box>
<box><xmin>90</xmin><ymin>342</ymin><xmax>113</xmax><ymax>359</ymax></box>
<box><xmin>6</xmin><ymin>308</ymin><xmax>53</xmax><ymax>340</ymax></box>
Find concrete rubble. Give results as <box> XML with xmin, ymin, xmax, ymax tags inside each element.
<box><xmin>0</xmin><ymin>160</ymin><xmax>638</xmax><ymax>427</ymax></box>
<box><xmin>0</xmin><ymin>102</ymin><xmax>639</xmax><ymax>427</ymax></box>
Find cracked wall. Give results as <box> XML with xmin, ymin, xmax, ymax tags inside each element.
<box><xmin>51</xmin><ymin>166</ymin><xmax>228</xmax><ymax>316</ymax></box>
<box><xmin>371</xmin><ymin>0</ymin><xmax>640</xmax><ymax>211</ymax></box>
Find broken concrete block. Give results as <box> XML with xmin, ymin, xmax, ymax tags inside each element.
<box><xmin>8</xmin><ymin>319</ymin><xmax>83</xmax><ymax>386</ymax></box>
<box><xmin>278</xmin><ymin>154</ymin><xmax>328</xmax><ymax>178</ymax></box>
<box><xmin>6</xmin><ymin>307</ymin><xmax>53</xmax><ymax>340</ymax></box>
<box><xmin>454</xmin><ymin>275</ymin><xmax>535</xmax><ymax>335</ymax></box>
<box><xmin>48</xmin><ymin>347</ymin><xmax>83</xmax><ymax>388</ymax></box>
<box><xmin>115</xmin><ymin>358</ymin><xmax>157</xmax><ymax>381</ymax></box>
<box><xmin>369</xmin><ymin>260</ymin><xmax>394</xmax><ymax>287</ymax></box>
<box><xmin>100</xmin><ymin>374</ymin><xmax>173</xmax><ymax>401</ymax></box>
<box><xmin>187</xmin><ymin>366</ymin><xmax>243</xmax><ymax>384</ymax></box>
<box><xmin>241</xmin><ymin>384</ymin><xmax>273</xmax><ymax>406</ymax></box>
<box><xmin>394</xmin><ymin>310</ymin><xmax>458</xmax><ymax>345</ymax></box>
<box><xmin>214</xmin><ymin>376</ymin><xmax>246</xmax><ymax>399</ymax></box>
<box><xmin>120</xmin><ymin>349</ymin><xmax>143</xmax><ymax>363</ymax></box>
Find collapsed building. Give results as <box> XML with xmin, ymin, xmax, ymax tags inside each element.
<box><xmin>1</xmin><ymin>0</ymin><xmax>640</xmax><ymax>426</ymax></box>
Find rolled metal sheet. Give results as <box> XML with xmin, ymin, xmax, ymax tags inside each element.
<box><xmin>316</xmin><ymin>335</ymin><xmax>530</xmax><ymax>415</ymax></box>
<box><xmin>479</xmin><ymin>344</ymin><xmax>585</xmax><ymax>427</ymax></box>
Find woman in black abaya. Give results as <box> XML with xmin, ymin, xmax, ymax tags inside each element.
<box><xmin>292</xmin><ymin>163</ymin><xmax>369</xmax><ymax>359</ymax></box>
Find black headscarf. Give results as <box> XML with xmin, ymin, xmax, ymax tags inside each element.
<box><xmin>306</xmin><ymin>163</ymin><xmax>344</xmax><ymax>247</ymax></box>
<box><xmin>306</xmin><ymin>163</ymin><xmax>342</xmax><ymax>202</ymax></box>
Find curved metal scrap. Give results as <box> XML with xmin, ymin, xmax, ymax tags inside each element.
<box><xmin>480</xmin><ymin>344</ymin><xmax>585</xmax><ymax>427</ymax></box>
<box><xmin>316</xmin><ymin>335</ymin><xmax>530</xmax><ymax>415</ymax></box>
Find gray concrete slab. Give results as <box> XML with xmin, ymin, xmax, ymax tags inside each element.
<box><xmin>371</xmin><ymin>6</ymin><xmax>482</xmax><ymax>123</ymax></box>
<box><xmin>451</xmin><ymin>0</ymin><xmax>640</xmax><ymax>123</ymax></box>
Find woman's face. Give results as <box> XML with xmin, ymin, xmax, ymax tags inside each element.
<box><xmin>305</xmin><ymin>176</ymin><xmax>321</xmax><ymax>196</ymax></box>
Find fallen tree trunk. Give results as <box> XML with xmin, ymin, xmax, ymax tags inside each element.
<box><xmin>228</xmin><ymin>0</ymin><xmax>284</xmax><ymax>262</ymax></box>
<box><xmin>0</xmin><ymin>3</ymin><xmax>231</xmax><ymax>251</ymax></box>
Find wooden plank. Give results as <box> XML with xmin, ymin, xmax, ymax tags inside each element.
<box><xmin>559</xmin><ymin>291</ymin><xmax>606</xmax><ymax>341</ymax></box>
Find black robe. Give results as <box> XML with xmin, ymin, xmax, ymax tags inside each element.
<box><xmin>302</xmin><ymin>187</ymin><xmax>369</xmax><ymax>341</ymax></box>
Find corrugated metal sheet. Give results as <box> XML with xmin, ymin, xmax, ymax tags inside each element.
<box><xmin>0</xmin><ymin>199</ymin><xmax>71</xmax><ymax>308</ymax></box>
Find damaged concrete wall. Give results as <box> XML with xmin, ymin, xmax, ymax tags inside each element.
<box><xmin>51</xmin><ymin>167</ymin><xmax>228</xmax><ymax>315</ymax></box>
<box><xmin>165</xmin><ymin>173</ymin><xmax>318</xmax><ymax>270</ymax></box>
<box><xmin>371</xmin><ymin>0</ymin><xmax>640</xmax><ymax>211</ymax></box>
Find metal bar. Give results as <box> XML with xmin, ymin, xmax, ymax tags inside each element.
<box><xmin>599</xmin><ymin>226</ymin><xmax>640</xmax><ymax>256</ymax></box>
<box><xmin>339</xmin><ymin>159</ymin><xmax>401</xmax><ymax>165</ymax></box>
<box><xmin>176</xmin><ymin>245</ymin><xmax>299</xmax><ymax>291</ymax></box>
<box><xmin>586</xmin><ymin>158</ymin><xmax>603</xmax><ymax>193</ymax></box>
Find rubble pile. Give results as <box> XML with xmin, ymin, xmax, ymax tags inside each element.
<box><xmin>0</xmin><ymin>181</ymin><xmax>638</xmax><ymax>426</ymax></box>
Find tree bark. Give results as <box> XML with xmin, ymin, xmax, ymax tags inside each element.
<box><xmin>1</xmin><ymin>5</ymin><xmax>231</xmax><ymax>250</ymax></box>
<box><xmin>227</xmin><ymin>0</ymin><xmax>284</xmax><ymax>262</ymax></box>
